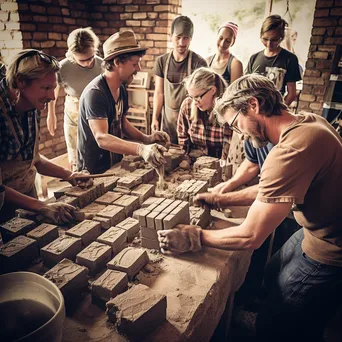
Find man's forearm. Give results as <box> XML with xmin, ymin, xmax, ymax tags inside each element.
<box><xmin>35</xmin><ymin>155</ymin><xmax>71</xmax><ymax>180</ymax></box>
<box><xmin>218</xmin><ymin>184</ymin><xmax>259</xmax><ymax>207</ymax></box>
<box><xmin>4</xmin><ymin>185</ymin><xmax>44</xmax><ymax>212</ymax></box>
<box><xmin>122</xmin><ymin>117</ymin><xmax>149</xmax><ymax>143</ymax></box>
<box><xmin>152</xmin><ymin>93</ymin><xmax>164</xmax><ymax>122</ymax></box>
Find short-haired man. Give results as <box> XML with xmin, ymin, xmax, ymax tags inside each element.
<box><xmin>77</xmin><ymin>30</ymin><xmax>169</xmax><ymax>174</ymax></box>
<box><xmin>158</xmin><ymin>74</ymin><xmax>342</xmax><ymax>341</ymax></box>
<box><xmin>151</xmin><ymin>15</ymin><xmax>207</xmax><ymax>143</ymax></box>
<box><xmin>0</xmin><ymin>50</ymin><xmax>90</xmax><ymax>224</ymax></box>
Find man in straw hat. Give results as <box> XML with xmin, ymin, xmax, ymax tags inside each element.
<box><xmin>151</xmin><ymin>15</ymin><xmax>207</xmax><ymax>144</ymax></box>
<box><xmin>77</xmin><ymin>30</ymin><xmax>170</xmax><ymax>174</ymax></box>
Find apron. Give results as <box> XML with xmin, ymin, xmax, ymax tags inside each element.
<box><xmin>64</xmin><ymin>94</ymin><xmax>79</xmax><ymax>171</ymax></box>
<box><xmin>109</xmin><ymin>95</ymin><xmax>124</xmax><ymax>167</ymax></box>
<box><xmin>162</xmin><ymin>51</ymin><xmax>192</xmax><ymax>144</ymax></box>
<box><xmin>0</xmin><ymin>97</ymin><xmax>39</xmax><ymax>222</ymax></box>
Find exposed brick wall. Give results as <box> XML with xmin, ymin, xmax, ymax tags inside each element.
<box><xmin>298</xmin><ymin>0</ymin><xmax>342</xmax><ymax>114</ymax></box>
<box><xmin>9</xmin><ymin>0</ymin><xmax>181</xmax><ymax>159</ymax></box>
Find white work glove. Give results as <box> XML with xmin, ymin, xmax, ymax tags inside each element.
<box><xmin>157</xmin><ymin>224</ymin><xmax>202</xmax><ymax>255</ymax></box>
<box><xmin>39</xmin><ymin>202</ymin><xmax>76</xmax><ymax>224</ymax></box>
<box><xmin>146</xmin><ymin>131</ymin><xmax>171</xmax><ymax>149</ymax></box>
<box><xmin>136</xmin><ymin>143</ymin><xmax>167</xmax><ymax>168</ymax></box>
<box><xmin>67</xmin><ymin>169</ymin><xmax>93</xmax><ymax>188</ymax></box>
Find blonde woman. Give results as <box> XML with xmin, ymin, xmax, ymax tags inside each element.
<box><xmin>47</xmin><ymin>27</ymin><xmax>102</xmax><ymax>171</ymax></box>
<box><xmin>177</xmin><ymin>67</ymin><xmax>231</xmax><ymax>160</ymax></box>
<box><xmin>206</xmin><ymin>22</ymin><xmax>243</xmax><ymax>85</ymax></box>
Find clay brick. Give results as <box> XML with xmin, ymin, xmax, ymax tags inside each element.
<box><xmin>141</xmin><ymin>236</ymin><xmax>160</xmax><ymax>250</ymax></box>
<box><xmin>112</xmin><ymin>186</ymin><xmax>131</xmax><ymax>194</ymax></box>
<box><xmin>93</xmin><ymin>176</ymin><xmax>119</xmax><ymax>192</ymax></box>
<box><xmin>131</xmin><ymin>167</ymin><xmax>156</xmax><ymax>182</ymax></box>
<box><xmin>107</xmin><ymin>247</ymin><xmax>148</xmax><ymax>279</ymax></box>
<box><xmin>189</xmin><ymin>206</ymin><xmax>210</xmax><ymax>229</ymax></box>
<box><xmin>141</xmin><ymin>197</ymin><xmax>164</xmax><ymax>208</ymax></box>
<box><xmin>140</xmin><ymin>226</ymin><xmax>158</xmax><ymax>240</ymax></box>
<box><xmin>66</xmin><ymin>220</ymin><xmax>102</xmax><ymax>246</ymax></box>
<box><xmin>92</xmin><ymin>216</ymin><xmax>112</xmax><ymax>230</ymax></box>
<box><xmin>106</xmin><ymin>284</ymin><xmax>166</xmax><ymax>338</ymax></box>
<box><xmin>174</xmin><ymin>180</ymin><xmax>208</xmax><ymax>204</ymax></box>
<box><xmin>154</xmin><ymin>212</ymin><xmax>167</xmax><ymax>231</ymax></box>
<box><xmin>92</xmin><ymin>269</ymin><xmax>128</xmax><ymax>302</ymax></box>
<box><xmin>27</xmin><ymin>223</ymin><xmax>59</xmax><ymax>249</ymax></box>
<box><xmin>95</xmin><ymin>192</ymin><xmax>123</xmax><ymax>205</ymax></box>
<box><xmin>63</xmin><ymin>185</ymin><xmax>99</xmax><ymax>208</ymax></box>
<box><xmin>117</xmin><ymin>175</ymin><xmax>142</xmax><ymax>189</ymax></box>
<box><xmin>153</xmin><ymin>199</ymin><xmax>174</xmax><ymax>213</ymax></box>
<box><xmin>0</xmin><ymin>217</ymin><xmax>36</xmax><ymax>243</ymax></box>
<box><xmin>116</xmin><ymin>217</ymin><xmax>140</xmax><ymax>241</ymax></box>
<box><xmin>146</xmin><ymin>211</ymin><xmax>159</xmax><ymax>229</ymax></box>
<box><xmin>15</xmin><ymin>208</ymin><xmax>37</xmax><ymax>221</ymax></box>
<box><xmin>41</xmin><ymin>235</ymin><xmax>82</xmax><ymax>266</ymax></box>
<box><xmin>44</xmin><ymin>258</ymin><xmax>88</xmax><ymax>296</ymax></box>
<box><xmin>132</xmin><ymin>208</ymin><xmax>151</xmax><ymax>227</ymax></box>
<box><xmin>0</xmin><ymin>236</ymin><xmax>38</xmax><ymax>273</ymax></box>
<box><xmin>131</xmin><ymin>184</ymin><xmax>155</xmax><ymax>204</ymax></box>
<box><xmin>97</xmin><ymin>227</ymin><xmax>127</xmax><ymax>255</ymax></box>
<box><xmin>55</xmin><ymin>195</ymin><xmax>78</xmax><ymax>207</ymax></box>
<box><xmin>193</xmin><ymin>156</ymin><xmax>220</xmax><ymax>171</ymax></box>
<box><xmin>97</xmin><ymin>205</ymin><xmax>126</xmax><ymax>226</ymax></box>
<box><xmin>75</xmin><ymin>203</ymin><xmax>107</xmax><ymax>221</ymax></box>
<box><xmin>113</xmin><ymin>194</ymin><xmax>140</xmax><ymax>216</ymax></box>
<box><xmin>76</xmin><ymin>241</ymin><xmax>112</xmax><ymax>275</ymax></box>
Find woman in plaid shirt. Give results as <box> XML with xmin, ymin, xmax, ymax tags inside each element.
<box><xmin>177</xmin><ymin>67</ymin><xmax>231</xmax><ymax>160</ymax></box>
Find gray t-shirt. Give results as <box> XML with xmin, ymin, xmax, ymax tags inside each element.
<box><xmin>77</xmin><ymin>74</ymin><xmax>129</xmax><ymax>174</ymax></box>
<box><xmin>57</xmin><ymin>55</ymin><xmax>103</xmax><ymax>97</ymax></box>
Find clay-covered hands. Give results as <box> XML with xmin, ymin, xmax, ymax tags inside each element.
<box><xmin>137</xmin><ymin>143</ymin><xmax>167</xmax><ymax>168</ymax></box>
<box><xmin>146</xmin><ymin>131</ymin><xmax>171</xmax><ymax>149</ymax></box>
<box><xmin>67</xmin><ymin>170</ymin><xmax>93</xmax><ymax>188</ymax></box>
<box><xmin>39</xmin><ymin>202</ymin><xmax>76</xmax><ymax>224</ymax></box>
<box><xmin>194</xmin><ymin>192</ymin><xmax>221</xmax><ymax>210</ymax></box>
<box><xmin>157</xmin><ymin>224</ymin><xmax>202</xmax><ymax>255</ymax></box>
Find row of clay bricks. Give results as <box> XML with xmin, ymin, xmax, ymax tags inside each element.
<box><xmin>133</xmin><ymin>197</ymin><xmax>190</xmax><ymax>250</ymax></box>
<box><xmin>174</xmin><ymin>179</ymin><xmax>209</xmax><ymax>205</ymax></box>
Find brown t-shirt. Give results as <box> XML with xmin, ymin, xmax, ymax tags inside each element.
<box><xmin>257</xmin><ymin>113</ymin><xmax>342</xmax><ymax>266</ymax></box>
<box><xmin>154</xmin><ymin>51</ymin><xmax>207</xmax><ymax>83</ymax></box>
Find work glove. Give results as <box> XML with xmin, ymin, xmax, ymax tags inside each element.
<box><xmin>67</xmin><ymin>169</ymin><xmax>93</xmax><ymax>188</ymax></box>
<box><xmin>146</xmin><ymin>131</ymin><xmax>171</xmax><ymax>149</ymax></box>
<box><xmin>194</xmin><ymin>192</ymin><xmax>222</xmax><ymax>210</ymax></box>
<box><xmin>39</xmin><ymin>202</ymin><xmax>76</xmax><ymax>224</ymax></box>
<box><xmin>157</xmin><ymin>224</ymin><xmax>202</xmax><ymax>255</ymax></box>
<box><xmin>136</xmin><ymin>143</ymin><xmax>167</xmax><ymax>168</ymax></box>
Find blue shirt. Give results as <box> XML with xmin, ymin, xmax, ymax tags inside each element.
<box><xmin>244</xmin><ymin>138</ymin><xmax>274</xmax><ymax>169</ymax></box>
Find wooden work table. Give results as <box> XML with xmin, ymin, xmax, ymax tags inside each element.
<box><xmin>61</xmin><ymin>207</ymin><xmax>252</xmax><ymax>342</ymax></box>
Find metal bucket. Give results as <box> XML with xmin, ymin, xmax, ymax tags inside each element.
<box><xmin>0</xmin><ymin>271</ymin><xmax>65</xmax><ymax>342</ymax></box>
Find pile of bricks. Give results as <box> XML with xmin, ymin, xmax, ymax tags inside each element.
<box><xmin>174</xmin><ymin>179</ymin><xmax>208</xmax><ymax>205</ymax></box>
<box><xmin>133</xmin><ymin>197</ymin><xmax>190</xmax><ymax>250</ymax></box>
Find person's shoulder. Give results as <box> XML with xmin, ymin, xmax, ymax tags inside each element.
<box><xmin>59</xmin><ymin>57</ymin><xmax>73</xmax><ymax>69</ymax></box>
<box><xmin>206</xmin><ymin>54</ymin><xmax>214</xmax><ymax>64</ymax></box>
<box><xmin>81</xmin><ymin>74</ymin><xmax>104</xmax><ymax>96</ymax></box>
<box><xmin>191</xmin><ymin>51</ymin><xmax>207</xmax><ymax>64</ymax></box>
<box><xmin>155</xmin><ymin>53</ymin><xmax>169</xmax><ymax>63</ymax></box>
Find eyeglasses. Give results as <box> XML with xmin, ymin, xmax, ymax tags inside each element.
<box><xmin>261</xmin><ymin>37</ymin><xmax>283</xmax><ymax>44</ymax></box>
<box><xmin>228</xmin><ymin>109</ymin><xmax>242</xmax><ymax>134</ymax></box>
<box><xmin>15</xmin><ymin>50</ymin><xmax>59</xmax><ymax>73</ymax></box>
<box><xmin>188</xmin><ymin>87</ymin><xmax>212</xmax><ymax>103</ymax></box>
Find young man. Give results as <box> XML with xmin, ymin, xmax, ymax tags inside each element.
<box><xmin>151</xmin><ymin>15</ymin><xmax>207</xmax><ymax>143</ymax></box>
<box><xmin>0</xmin><ymin>50</ymin><xmax>90</xmax><ymax>224</ymax></box>
<box><xmin>77</xmin><ymin>30</ymin><xmax>169</xmax><ymax>174</ymax></box>
<box><xmin>158</xmin><ymin>74</ymin><xmax>342</xmax><ymax>342</ymax></box>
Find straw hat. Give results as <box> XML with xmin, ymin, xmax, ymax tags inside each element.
<box><xmin>103</xmin><ymin>30</ymin><xmax>147</xmax><ymax>61</ymax></box>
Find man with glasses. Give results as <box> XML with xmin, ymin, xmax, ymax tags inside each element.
<box><xmin>158</xmin><ymin>74</ymin><xmax>342</xmax><ymax>342</ymax></box>
<box><xmin>151</xmin><ymin>15</ymin><xmax>207</xmax><ymax>143</ymax></box>
<box><xmin>0</xmin><ymin>49</ymin><xmax>91</xmax><ymax>225</ymax></box>
<box><xmin>246</xmin><ymin>15</ymin><xmax>301</xmax><ymax>106</ymax></box>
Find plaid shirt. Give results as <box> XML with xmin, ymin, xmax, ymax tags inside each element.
<box><xmin>177</xmin><ymin>97</ymin><xmax>232</xmax><ymax>159</ymax></box>
<box><xmin>0</xmin><ymin>78</ymin><xmax>39</xmax><ymax>161</ymax></box>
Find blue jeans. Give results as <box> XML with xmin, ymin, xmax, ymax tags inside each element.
<box><xmin>256</xmin><ymin>228</ymin><xmax>342</xmax><ymax>342</ymax></box>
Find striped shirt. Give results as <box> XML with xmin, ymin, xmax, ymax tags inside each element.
<box><xmin>0</xmin><ymin>78</ymin><xmax>38</xmax><ymax>161</ymax></box>
<box><xmin>177</xmin><ymin>97</ymin><xmax>232</xmax><ymax>159</ymax></box>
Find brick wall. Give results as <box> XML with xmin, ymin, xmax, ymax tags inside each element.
<box><xmin>1</xmin><ymin>0</ymin><xmax>181</xmax><ymax>159</ymax></box>
<box><xmin>298</xmin><ymin>0</ymin><xmax>342</xmax><ymax>114</ymax></box>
